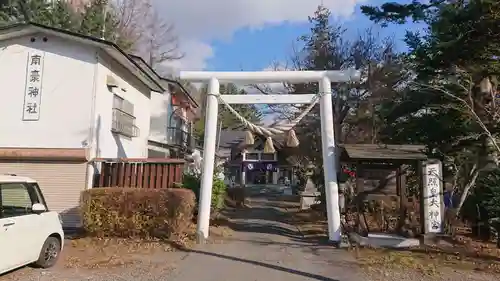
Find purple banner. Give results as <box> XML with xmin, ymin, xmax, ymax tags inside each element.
<box><xmin>243</xmin><ymin>161</ymin><xmax>278</xmax><ymax>172</ymax></box>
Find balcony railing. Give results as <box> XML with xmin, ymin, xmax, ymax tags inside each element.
<box><xmin>167</xmin><ymin>127</ymin><xmax>191</xmax><ymax>149</ymax></box>
<box><xmin>112</xmin><ymin>108</ymin><xmax>139</xmax><ymax>138</ymax></box>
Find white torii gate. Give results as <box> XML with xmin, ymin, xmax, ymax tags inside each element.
<box><xmin>179</xmin><ymin>70</ymin><xmax>361</xmax><ymax>244</ymax></box>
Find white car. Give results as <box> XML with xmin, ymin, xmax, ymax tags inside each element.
<box><xmin>0</xmin><ymin>174</ymin><xmax>64</xmax><ymax>274</ymax></box>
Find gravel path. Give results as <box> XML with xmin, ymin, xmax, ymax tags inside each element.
<box><xmin>1</xmin><ymin>191</ymin><xmax>498</xmax><ymax>281</ymax></box>
<box><xmin>167</xmin><ymin>196</ymin><xmax>363</xmax><ymax>281</ymax></box>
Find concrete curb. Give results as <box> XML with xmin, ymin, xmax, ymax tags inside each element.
<box><xmin>349</xmin><ymin>232</ymin><xmax>420</xmax><ymax>248</ymax></box>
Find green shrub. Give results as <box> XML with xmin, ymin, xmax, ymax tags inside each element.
<box><xmin>182</xmin><ymin>173</ymin><xmax>200</xmax><ymax>192</ymax></box>
<box><xmin>181</xmin><ymin>173</ymin><xmax>227</xmax><ymax>211</ymax></box>
<box><xmin>181</xmin><ymin>173</ymin><xmax>200</xmax><ymax>204</ymax></box>
<box><xmin>211</xmin><ymin>178</ymin><xmax>226</xmax><ymax>210</ymax></box>
<box><xmin>80</xmin><ymin>187</ymin><xmax>196</xmax><ymax>238</ymax></box>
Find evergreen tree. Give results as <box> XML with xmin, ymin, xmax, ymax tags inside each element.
<box><xmin>79</xmin><ymin>0</ymin><xmax>132</xmax><ymax>48</ymax></box>
<box><xmin>362</xmin><ymin>0</ymin><xmax>500</xmax><ymax>215</ymax></box>
<box><xmin>290</xmin><ymin>5</ymin><xmax>406</xmax><ymax>171</ymax></box>
<box><xmin>193</xmin><ymin>83</ymin><xmax>263</xmax><ymax>141</ymax></box>
<box><xmin>48</xmin><ymin>0</ymin><xmax>80</xmax><ymax>30</ymax></box>
<box><xmin>0</xmin><ymin>0</ymin><xmax>58</xmax><ymax>24</ymax></box>
<box><xmin>0</xmin><ymin>0</ymin><xmax>133</xmax><ymax>50</ymax></box>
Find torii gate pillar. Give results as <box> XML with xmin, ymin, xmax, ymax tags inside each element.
<box><xmin>179</xmin><ymin>70</ymin><xmax>360</xmax><ymax>244</ymax></box>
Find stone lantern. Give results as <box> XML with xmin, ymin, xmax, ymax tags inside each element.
<box><xmin>299</xmin><ymin>164</ymin><xmax>321</xmax><ymax>210</ymax></box>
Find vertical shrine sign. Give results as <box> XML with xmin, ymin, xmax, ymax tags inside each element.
<box><xmin>22</xmin><ymin>51</ymin><xmax>45</xmax><ymax>121</ymax></box>
<box><xmin>421</xmin><ymin>159</ymin><xmax>445</xmax><ymax>234</ymax></box>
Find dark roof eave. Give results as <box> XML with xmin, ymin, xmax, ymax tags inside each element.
<box><xmin>127</xmin><ymin>54</ymin><xmax>199</xmax><ymax>108</ymax></box>
<box><xmin>127</xmin><ymin>54</ymin><xmax>162</xmax><ymax>81</ymax></box>
<box><xmin>0</xmin><ymin>22</ymin><xmax>164</xmax><ymax>92</ymax></box>
<box><xmin>344</xmin><ymin>155</ymin><xmax>428</xmax><ymax>161</ymax></box>
<box><xmin>340</xmin><ymin>144</ymin><xmax>428</xmax><ymax>161</ymax></box>
<box><xmin>161</xmin><ymin>77</ymin><xmax>199</xmax><ymax>108</ymax></box>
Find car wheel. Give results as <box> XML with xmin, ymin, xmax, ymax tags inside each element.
<box><xmin>34</xmin><ymin>237</ymin><xmax>61</xmax><ymax>268</ymax></box>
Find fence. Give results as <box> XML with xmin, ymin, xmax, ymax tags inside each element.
<box><xmin>93</xmin><ymin>158</ymin><xmax>186</xmax><ymax>189</ymax></box>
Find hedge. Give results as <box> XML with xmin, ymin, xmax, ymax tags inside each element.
<box><xmin>181</xmin><ymin>173</ymin><xmax>227</xmax><ymax>211</ymax></box>
<box><xmin>80</xmin><ymin>187</ymin><xmax>196</xmax><ymax>238</ymax></box>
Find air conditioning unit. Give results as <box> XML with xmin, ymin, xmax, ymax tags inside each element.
<box><xmin>106</xmin><ymin>75</ymin><xmax>119</xmax><ymax>88</ymax></box>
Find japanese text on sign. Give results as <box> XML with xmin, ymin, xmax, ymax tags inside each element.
<box><xmin>23</xmin><ymin>51</ymin><xmax>44</xmax><ymax>120</ymax></box>
<box><xmin>424</xmin><ymin>162</ymin><xmax>443</xmax><ymax>233</ymax></box>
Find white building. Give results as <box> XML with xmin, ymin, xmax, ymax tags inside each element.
<box><xmin>128</xmin><ymin>55</ymin><xmax>200</xmax><ymax>159</ymax></box>
<box><xmin>0</xmin><ymin>23</ymin><xmax>168</xmax><ymax>228</ymax></box>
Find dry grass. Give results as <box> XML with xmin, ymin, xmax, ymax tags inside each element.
<box><xmin>205</xmin><ymin>211</ymin><xmax>236</xmax><ymax>244</ymax></box>
<box><xmin>352</xmin><ymin>230</ymin><xmax>500</xmax><ymax>275</ymax></box>
<box><xmin>62</xmin><ymin>221</ymin><xmax>199</xmax><ymax>269</ymax></box>
<box><xmin>353</xmin><ymin>246</ymin><xmax>500</xmax><ymax>276</ymax></box>
<box><xmin>63</xmin><ymin>237</ymin><xmax>179</xmax><ymax>269</ymax></box>
<box><xmin>355</xmin><ymin>248</ymin><xmax>440</xmax><ymax>276</ymax></box>
<box><xmin>285</xmin><ymin>208</ymin><xmax>500</xmax><ymax>275</ymax></box>
<box><xmin>63</xmin><ymin>220</ymin><xmax>236</xmax><ymax>269</ymax></box>
<box><xmin>286</xmin><ymin>208</ymin><xmax>328</xmax><ymax>239</ymax></box>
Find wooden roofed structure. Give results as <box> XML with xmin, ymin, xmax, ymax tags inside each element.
<box><xmin>339</xmin><ymin>144</ymin><xmax>428</xmax><ymax>237</ymax></box>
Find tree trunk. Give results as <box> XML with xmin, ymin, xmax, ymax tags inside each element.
<box><xmin>456</xmin><ymin>168</ymin><xmax>480</xmax><ymax>214</ymax></box>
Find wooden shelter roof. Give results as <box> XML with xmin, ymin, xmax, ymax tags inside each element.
<box><xmin>340</xmin><ymin>144</ymin><xmax>427</xmax><ymax>161</ymax></box>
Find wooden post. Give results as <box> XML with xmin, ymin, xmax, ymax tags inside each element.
<box><xmin>356</xmin><ymin>162</ymin><xmax>367</xmax><ymax>235</ymax></box>
<box><xmin>397</xmin><ymin>165</ymin><xmax>408</xmax><ymax>233</ymax></box>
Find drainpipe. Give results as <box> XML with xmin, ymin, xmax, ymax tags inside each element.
<box><xmin>85</xmin><ymin>52</ymin><xmax>99</xmax><ymax>190</ymax></box>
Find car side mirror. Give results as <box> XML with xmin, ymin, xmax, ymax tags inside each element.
<box><xmin>32</xmin><ymin>203</ymin><xmax>46</xmax><ymax>214</ymax></box>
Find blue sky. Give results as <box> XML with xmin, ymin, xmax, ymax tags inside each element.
<box><xmin>158</xmin><ymin>0</ymin><xmax>427</xmax><ymax>72</ymax></box>
<box><xmin>154</xmin><ymin>0</ymin><xmax>428</xmax><ymax>124</ymax></box>
<box><xmin>206</xmin><ymin>3</ymin><xmax>425</xmax><ymax>72</ymax></box>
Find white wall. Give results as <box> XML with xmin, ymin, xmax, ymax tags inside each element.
<box><xmin>0</xmin><ymin>32</ymin><xmax>154</xmax><ymax>160</ymax></box>
<box><xmin>91</xmin><ymin>52</ymin><xmax>151</xmax><ymax>159</ymax></box>
<box><xmin>0</xmin><ymin>34</ymin><xmax>95</xmax><ymax>148</ymax></box>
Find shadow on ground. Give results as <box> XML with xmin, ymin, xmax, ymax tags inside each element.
<box><xmin>211</xmin><ymin>192</ymin><xmax>335</xmax><ymax>252</ymax></box>
<box><xmin>165</xmin><ymin>191</ymin><xmax>355</xmax><ymax>281</ymax></box>
<box><xmin>52</xmin><ymin>189</ymin><xmax>359</xmax><ymax>281</ymax></box>
<box><xmin>180</xmin><ymin>248</ymin><xmax>341</xmax><ymax>281</ymax></box>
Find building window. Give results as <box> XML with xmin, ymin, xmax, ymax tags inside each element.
<box><xmin>148</xmin><ymin>149</ymin><xmax>167</xmax><ymax>158</ymax></box>
<box><xmin>246</xmin><ymin>153</ymin><xmax>259</xmax><ymax>160</ymax></box>
<box><xmin>112</xmin><ymin>94</ymin><xmax>139</xmax><ymax>137</ymax></box>
<box><xmin>261</xmin><ymin>153</ymin><xmax>275</xmax><ymax>161</ymax></box>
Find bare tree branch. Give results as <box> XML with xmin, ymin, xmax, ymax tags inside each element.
<box><xmin>140</xmin><ymin>9</ymin><xmax>184</xmax><ymax>68</ymax></box>
<box><xmin>113</xmin><ymin>0</ymin><xmax>151</xmax><ymax>51</ymax></box>
<box><xmin>113</xmin><ymin>0</ymin><xmax>183</xmax><ymax>69</ymax></box>
<box><xmin>413</xmin><ymin>81</ymin><xmax>500</xmax><ymax>153</ymax></box>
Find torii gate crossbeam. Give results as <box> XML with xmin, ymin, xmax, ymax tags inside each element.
<box><xmin>179</xmin><ymin>69</ymin><xmax>361</xmax><ymax>245</ymax></box>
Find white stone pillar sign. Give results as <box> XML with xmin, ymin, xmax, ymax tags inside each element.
<box><xmin>422</xmin><ymin>159</ymin><xmax>445</xmax><ymax>234</ymax></box>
